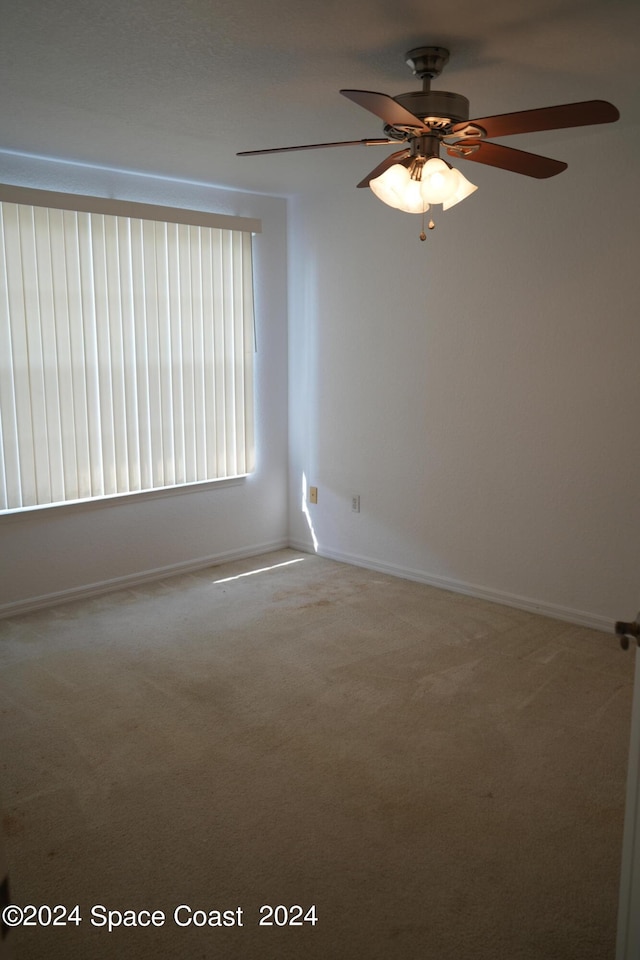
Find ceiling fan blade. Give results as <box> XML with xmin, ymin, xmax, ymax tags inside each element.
<box><xmin>447</xmin><ymin>141</ymin><xmax>567</xmax><ymax>178</ymax></box>
<box><xmin>340</xmin><ymin>89</ymin><xmax>425</xmax><ymax>130</ymax></box>
<box><xmin>237</xmin><ymin>138</ymin><xmax>397</xmax><ymax>157</ymax></box>
<box><xmin>357</xmin><ymin>149</ymin><xmax>411</xmax><ymax>188</ymax></box>
<box><xmin>455</xmin><ymin>100</ymin><xmax>619</xmax><ymax>139</ymax></box>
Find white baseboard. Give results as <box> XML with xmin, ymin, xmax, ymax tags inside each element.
<box><xmin>2</xmin><ymin>534</ymin><xmax>616</xmax><ymax>636</ymax></box>
<box><xmin>0</xmin><ymin>539</ymin><xmax>290</xmax><ymax>619</ymax></box>
<box><xmin>288</xmin><ymin>539</ymin><xmax>614</xmax><ymax>635</ymax></box>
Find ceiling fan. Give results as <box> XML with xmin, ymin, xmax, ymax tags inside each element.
<box><xmin>237</xmin><ymin>46</ymin><xmax>619</xmax><ymax>234</ymax></box>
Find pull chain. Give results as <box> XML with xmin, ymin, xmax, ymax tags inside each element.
<box><xmin>419</xmin><ymin>207</ymin><xmax>436</xmax><ymax>242</ymax></box>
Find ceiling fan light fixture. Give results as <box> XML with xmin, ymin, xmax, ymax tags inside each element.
<box><xmin>370</xmin><ymin>157</ymin><xmax>477</xmax><ymax>214</ymax></box>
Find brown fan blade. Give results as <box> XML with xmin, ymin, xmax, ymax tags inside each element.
<box><xmin>237</xmin><ymin>138</ymin><xmax>398</xmax><ymax>156</ymax></box>
<box><xmin>447</xmin><ymin>141</ymin><xmax>567</xmax><ymax>178</ymax></box>
<box><xmin>340</xmin><ymin>89</ymin><xmax>425</xmax><ymax>130</ymax></box>
<box><xmin>356</xmin><ymin>149</ymin><xmax>411</xmax><ymax>188</ymax></box>
<box><xmin>454</xmin><ymin>100</ymin><xmax>619</xmax><ymax>139</ymax></box>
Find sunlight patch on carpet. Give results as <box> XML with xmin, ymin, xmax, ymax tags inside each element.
<box><xmin>212</xmin><ymin>557</ymin><xmax>305</xmax><ymax>584</ymax></box>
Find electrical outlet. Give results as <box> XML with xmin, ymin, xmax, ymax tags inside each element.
<box><xmin>351</xmin><ymin>494</ymin><xmax>360</xmax><ymax>513</ymax></box>
<box><xmin>309</xmin><ymin>486</ymin><xmax>318</xmax><ymax>504</ymax></box>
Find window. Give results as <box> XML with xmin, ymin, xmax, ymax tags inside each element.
<box><xmin>0</xmin><ymin>186</ymin><xmax>259</xmax><ymax>513</ymax></box>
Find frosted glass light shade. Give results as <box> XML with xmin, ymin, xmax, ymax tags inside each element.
<box><xmin>419</xmin><ymin>158</ymin><xmax>458</xmax><ymax>204</ymax></box>
<box><xmin>442</xmin><ymin>167</ymin><xmax>478</xmax><ymax>210</ymax></box>
<box><xmin>370</xmin><ymin>163</ymin><xmax>430</xmax><ymax>214</ymax></box>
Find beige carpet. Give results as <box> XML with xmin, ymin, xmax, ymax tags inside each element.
<box><xmin>0</xmin><ymin>549</ymin><xmax>633</xmax><ymax>959</ymax></box>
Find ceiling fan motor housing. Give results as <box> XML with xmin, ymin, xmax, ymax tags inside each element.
<box><xmin>393</xmin><ymin>90</ymin><xmax>470</xmax><ymax>132</ymax></box>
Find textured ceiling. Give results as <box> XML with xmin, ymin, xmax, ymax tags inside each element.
<box><xmin>0</xmin><ymin>0</ymin><xmax>638</xmax><ymax>197</ymax></box>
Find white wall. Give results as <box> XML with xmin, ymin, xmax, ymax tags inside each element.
<box><xmin>3</xmin><ymin>119</ymin><xmax>639</xmax><ymax>628</ymax></box>
<box><xmin>288</xmin><ymin>121</ymin><xmax>640</xmax><ymax>629</ymax></box>
<box><xmin>0</xmin><ymin>154</ymin><xmax>289</xmax><ymax>612</ymax></box>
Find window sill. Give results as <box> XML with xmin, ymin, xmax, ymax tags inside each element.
<box><xmin>0</xmin><ymin>475</ymin><xmax>249</xmax><ymax>523</ymax></box>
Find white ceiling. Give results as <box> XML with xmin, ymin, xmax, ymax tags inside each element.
<box><xmin>1</xmin><ymin>0</ymin><xmax>638</xmax><ymax>198</ymax></box>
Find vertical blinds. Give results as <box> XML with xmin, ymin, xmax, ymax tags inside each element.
<box><xmin>0</xmin><ymin>199</ymin><xmax>255</xmax><ymax>512</ymax></box>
